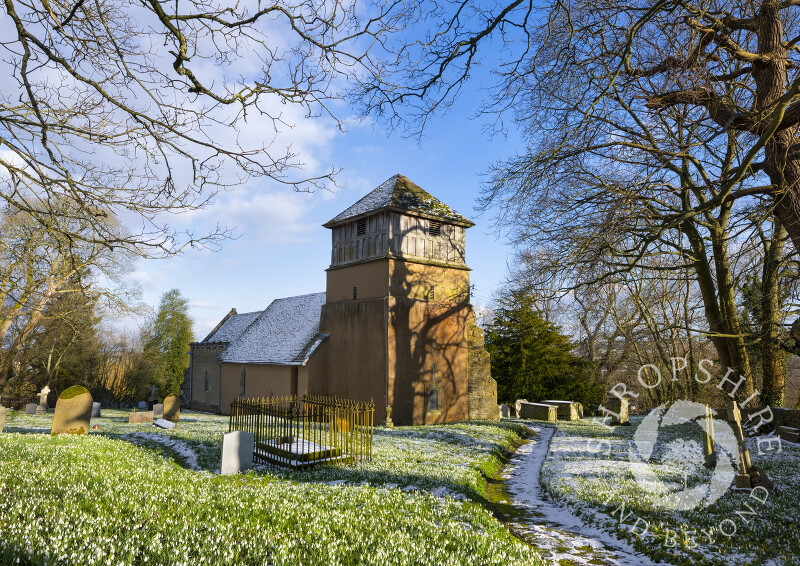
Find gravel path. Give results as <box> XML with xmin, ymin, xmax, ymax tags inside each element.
<box><xmin>501</xmin><ymin>425</ymin><xmax>664</xmax><ymax>566</ymax></box>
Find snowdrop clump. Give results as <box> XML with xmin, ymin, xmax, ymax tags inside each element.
<box><xmin>539</xmin><ymin>417</ymin><xmax>800</xmax><ymax>565</ymax></box>
<box><xmin>0</xmin><ymin>410</ymin><xmax>543</xmax><ymax>566</ymax></box>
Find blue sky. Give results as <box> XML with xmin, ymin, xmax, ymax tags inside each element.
<box><xmin>125</xmin><ymin>90</ymin><xmax>523</xmax><ymax>338</ymax></box>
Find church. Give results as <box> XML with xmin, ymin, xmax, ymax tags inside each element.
<box><xmin>187</xmin><ymin>174</ymin><xmax>498</xmax><ymax>426</ymax></box>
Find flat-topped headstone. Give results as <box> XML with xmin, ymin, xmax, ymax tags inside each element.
<box><xmin>221</xmin><ymin>431</ymin><xmax>254</xmax><ymax>475</ymax></box>
<box><xmin>153</xmin><ymin>418</ymin><xmax>176</xmax><ymax>430</ymax></box>
<box><xmin>542</xmin><ymin>400</ymin><xmax>582</xmax><ymax>421</ymax></box>
<box><xmin>128</xmin><ymin>410</ymin><xmax>153</xmax><ymax>424</ymax></box>
<box><xmin>25</xmin><ymin>403</ymin><xmax>38</xmax><ymax>415</ymax></box>
<box><xmin>604</xmin><ymin>397</ymin><xmax>629</xmax><ymax>425</ymax></box>
<box><xmin>518</xmin><ymin>402</ymin><xmax>558</xmax><ymax>422</ymax></box>
<box><xmin>0</xmin><ymin>406</ymin><xmax>5</xmax><ymax>432</ymax></box>
<box><xmin>51</xmin><ymin>386</ymin><xmax>93</xmax><ymax>435</ymax></box>
<box><xmin>91</xmin><ymin>402</ymin><xmax>101</xmax><ymax>418</ymax></box>
<box><xmin>514</xmin><ymin>399</ymin><xmax>528</xmax><ymax>418</ymax></box>
<box><xmin>138</xmin><ymin>401</ymin><xmax>147</xmax><ymax>409</ymax></box>
<box><xmin>153</xmin><ymin>403</ymin><xmax>164</xmax><ymax>419</ymax></box>
<box><xmin>163</xmin><ymin>394</ymin><xmax>180</xmax><ymax>422</ymax></box>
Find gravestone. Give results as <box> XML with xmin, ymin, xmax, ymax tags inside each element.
<box><xmin>221</xmin><ymin>431</ymin><xmax>255</xmax><ymax>475</ymax></box>
<box><xmin>385</xmin><ymin>405</ymin><xmax>394</xmax><ymax>429</ymax></box>
<box><xmin>604</xmin><ymin>397</ymin><xmax>629</xmax><ymax>425</ymax></box>
<box><xmin>128</xmin><ymin>410</ymin><xmax>153</xmax><ymax>424</ymax></box>
<box><xmin>138</xmin><ymin>401</ymin><xmax>147</xmax><ymax>409</ymax></box>
<box><xmin>163</xmin><ymin>394</ymin><xmax>180</xmax><ymax>422</ymax></box>
<box><xmin>37</xmin><ymin>385</ymin><xmax>51</xmax><ymax>413</ymax></box>
<box><xmin>514</xmin><ymin>399</ymin><xmax>529</xmax><ymax>418</ymax></box>
<box><xmin>518</xmin><ymin>402</ymin><xmax>558</xmax><ymax>422</ymax></box>
<box><xmin>0</xmin><ymin>406</ymin><xmax>5</xmax><ymax>432</ymax></box>
<box><xmin>153</xmin><ymin>403</ymin><xmax>164</xmax><ymax>419</ymax></box>
<box><xmin>153</xmin><ymin>418</ymin><xmax>176</xmax><ymax>430</ymax></box>
<box><xmin>25</xmin><ymin>403</ymin><xmax>37</xmax><ymax>415</ymax></box>
<box><xmin>500</xmin><ymin>404</ymin><xmax>511</xmax><ymax>419</ymax></box>
<box><xmin>91</xmin><ymin>402</ymin><xmax>101</xmax><ymax>418</ymax></box>
<box><xmin>542</xmin><ymin>400</ymin><xmax>582</xmax><ymax>421</ymax></box>
<box><xmin>50</xmin><ymin>386</ymin><xmax>93</xmax><ymax>435</ymax></box>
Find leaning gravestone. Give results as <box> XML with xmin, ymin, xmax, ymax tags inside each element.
<box><xmin>163</xmin><ymin>394</ymin><xmax>180</xmax><ymax>422</ymax></box>
<box><xmin>153</xmin><ymin>403</ymin><xmax>164</xmax><ymax>419</ymax></box>
<box><xmin>221</xmin><ymin>431</ymin><xmax>255</xmax><ymax>475</ymax></box>
<box><xmin>153</xmin><ymin>418</ymin><xmax>176</xmax><ymax>430</ymax></box>
<box><xmin>0</xmin><ymin>406</ymin><xmax>6</xmax><ymax>432</ymax></box>
<box><xmin>25</xmin><ymin>403</ymin><xmax>38</xmax><ymax>415</ymax></box>
<box><xmin>604</xmin><ymin>397</ymin><xmax>629</xmax><ymax>425</ymax></box>
<box><xmin>91</xmin><ymin>402</ymin><xmax>101</xmax><ymax>418</ymax></box>
<box><xmin>518</xmin><ymin>402</ymin><xmax>558</xmax><ymax>422</ymax></box>
<box><xmin>50</xmin><ymin>386</ymin><xmax>93</xmax><ymax>435</ymax></box>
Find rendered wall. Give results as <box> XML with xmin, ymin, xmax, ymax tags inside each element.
<box><xmin>189</xmin><ymin>344</ymin><xmax>226</xmax><ymax>413</ymax></box>
<box><xmin>326</xmin><ymin>260</ymin><xmax>388</xmax><ymax>302</ymax></box>
<box><xmin>219</xmin><ymin>363</ymin><xmax>293</xmax><ymax>415</ymax></box>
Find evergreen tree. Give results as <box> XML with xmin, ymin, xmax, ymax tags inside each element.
<box><xmin>486</xmin><ymin>290</ymin><xmax>602</xmax><ymax>409</ymax></box>
<box><xmin>143</xmin><ymin>289</ymin><xmax>194</xmax><ymax>398</ymax></box>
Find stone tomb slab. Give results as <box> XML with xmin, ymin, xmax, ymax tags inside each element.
<box><xmin>776</xmin><ymin>426</ymin><xmax>800</xmax><ymax>443</ymax></box>
<box><xmin>128</xmin><ymin>411</ymin><xmax>153</xmax><ymax>424</ymax></box>
<box><xmin>51</xmin><ymin>386</ymin><xmax>93</xmax><ymax>435</ymax></box>
<box><xmin>542</xmin><ymin>400</ymin><xmax>583</xmax><ymax>421</ymax></box>
<box><xmin>518</xmin><ymin>402</ymin><xmax>558</xmax><ymax>422</ymax></box>
<box><xmin>221</xmin><ymin>431</ymin><xmax>255</xmax><ymax>475</ymax></box>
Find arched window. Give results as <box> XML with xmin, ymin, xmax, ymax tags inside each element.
<box><xmin>204</xmin><ymin>370</ymin><xmax>210</xmax><ymax>392</ymax></box>
<box><xmin>240</xmin><ymin>367</ymin><xmax>246</xmax><ymax>396</ymax></box>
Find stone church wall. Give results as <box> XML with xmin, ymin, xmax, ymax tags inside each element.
<box><xmin>467</xmin><ymin>322</ymin><xmax>499</xmax><ymax>421</ymax></box>
<box><xmin>189</xmin><ymin>343</ymin><xmax>226</xmax><ymax>413</ymax></box>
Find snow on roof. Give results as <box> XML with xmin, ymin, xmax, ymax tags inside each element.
<box><xmin>324</xmin><ymin>174</ymin><xmax>473</xmax><ymax>227</ymax></box>
<box><xmin>204</xmin><ymin>310</ymin><xmax>261</xmax><ymax>344</ymax></box>
<box><xmin>219</xmin><ymin>292</ymin><xmax>327</xmax><ymax>365</ymax></box>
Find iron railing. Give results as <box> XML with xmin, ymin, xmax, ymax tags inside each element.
<box><xmin>229</xmin><ymin>395</ymin><xmax>374</xmax><ymax>468</ymax></box>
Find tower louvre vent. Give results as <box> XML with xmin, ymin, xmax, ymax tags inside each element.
<box><xmin>357</xmin><ymin>217</ymin><xmax>367</xmax><ymax>236</ymax></box>
<box><xmin>429</xmin><ymin>221</ymin><xmax>441</xmax><ymax>236</ymax></box>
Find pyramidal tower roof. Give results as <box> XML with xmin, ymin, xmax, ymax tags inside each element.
<box><xmin>323</xmin><ymin>174</ymin><xmax>474</xmax><ymax>227</ymax></box>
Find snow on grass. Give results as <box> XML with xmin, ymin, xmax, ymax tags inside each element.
<box><xmin>538</xmin><ymin>416</ymin><xmax>800</xmax><ymax>566</ymax></box>
<box><xmin>0</xmin><ymin>409</ymin><xmax>544</xmax><ymax>566</ymax></box>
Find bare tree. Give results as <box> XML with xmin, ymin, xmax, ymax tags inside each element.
<box><xmin>1</xmin><ymin>0</ymin><xmax>408</xmax><ymax>254</ymax></box>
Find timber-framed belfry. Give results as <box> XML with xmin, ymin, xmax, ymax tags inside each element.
<box><xmin>188</xmin><ymin>175</ymin><xmax>498</xmax><ymax>425</ymax></box>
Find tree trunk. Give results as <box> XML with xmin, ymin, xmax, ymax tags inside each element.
<box><xmin>760</xmin><ymin>223</ymin><xmax>787</xmax><ymax>406</ymax></box>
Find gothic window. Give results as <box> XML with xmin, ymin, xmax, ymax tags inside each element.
<box><xmin>204</xmin><ymin>370</ymin><xmax>210</xmax><ymax>392</ymax></box>
<box><xmin>240</xmin><ymin>367</ymin><xmax>246</xmax><ymax>396</ymax></box>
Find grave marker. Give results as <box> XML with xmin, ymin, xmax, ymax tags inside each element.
<box><xmin>0</xmin><ymin>406</ymin><xmax>5</xmax><ymax>432</ymax></box>
<box><xmin>153</xmin><ymin>403</ymin><xmax>164</xmax><ymax>419</ymax></box>
<box><xmin>500</xmin><ymin>404</ymin><xmax>510</xmax><ymax>418</ymax></box>
<box><xmin>37</xmin><ymin>385</ymin><xmax>51</xmax><ymax>413</ymax></box>
<box><xmin>153</xmin><ymin>418</ymin><xmax>176</xmax><ymax>430</ymax></box>
<box><xmin>514</xmin><ymin>399</ymin><xmax>528</xmax><ymax>418</ymax></box>
<box><xmin>25</xmin><ymin>403</ymin><xmax>37</xmax><ymax>415</ymax></box>
<box><xmin>604</xmin><ymin>397</ymin><xmax>629</xmax><ymax>425</ymax></box>
<box><xmin>702</xmin><ymin>404</ymin><xmax>716</xmax><ymax>468</ymax></box>
<box><xmin>91</xmin><ymin>402</ymin><xmax>101</xmax><ymax>419</ymax></box>
<box><xmin>128</xmin><ymin>410</ymin><xmax>153</xmax><ymax>424</ymax></box>
<box><xmin>221</xmin><ymin>431</ymin><xmax>255</xmax><ymax>475</ymax></box>
<box><xmin>728</xmin><ymin>401</ymin><xmax>774</xmax><ymax>491</ymax></box>
<box><xmin>163</xmin><ymin>394</ymin><xmax>180</xmax><ymax>422</ymax></box>
<box><xmin>518</xmin><ymin>402</ymin><xmax>558</xmax><ymax>422</ymax></box>
<box><xmin>50</xmin><ymin>386</ymin><xmax>93</xmax><ymax>435</ymax></box>
<box><xmin>542</xmin><ymin>400</ymin><xmax>582</xmax><ymax>421</ymax></box>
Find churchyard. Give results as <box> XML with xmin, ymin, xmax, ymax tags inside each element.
<box><xmin>0</xmin><ymin>408</ymin><xmax>543</xmax><ymax>566</ymax></box>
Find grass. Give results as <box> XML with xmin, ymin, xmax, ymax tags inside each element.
<box><xmin>538</xmin><ymin>415</ymin><xmax>800</xmax><ymax>566</ymax></box>
<box><xmin>0</xmin><ymin>409</ymin><xmax>543</xmax><ymax>566</ymax></box>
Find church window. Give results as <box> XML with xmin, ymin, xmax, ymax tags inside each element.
<box><xmin>357</xmin><ymin>217</ymin><xmax>367</xmax><ymax>236</ymax></box>
<box><xmin>353</xmin><ymin>286</ymin><xmax>358</xmax><ymax>300</ymax></box>
<box><xmin>204</xmin><ymin>370</ymin><xmax>210</xmax><ymax>392</ymax></box>
<box><xmin>240</xmin><ymin>367</ymin><xmax>246</xmax><ymax>396</ymax></box>
<box><xmin>429</xmin><ymin>221</ymin><xmax>441</xmax><ymax>236</ymax></box>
